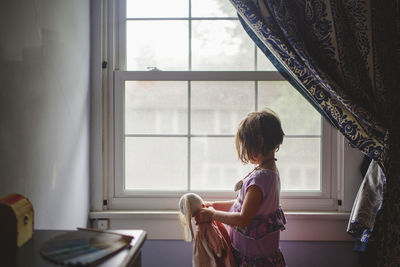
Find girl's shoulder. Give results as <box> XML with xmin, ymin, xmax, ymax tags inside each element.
<box><xmin>244</xmin><ymin>169</ymin><xmax>278</xmax><ymax>193</ymax></box>
<box><xmin>253</xmin><ymin>168</ymin><xmax>278</xmax><ymax>182</ymax></box>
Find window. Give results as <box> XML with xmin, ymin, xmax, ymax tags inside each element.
<box><xmin>107</xmin><ymin>0</ymin><xmax>338</xmax><ymax>211</ymax></box>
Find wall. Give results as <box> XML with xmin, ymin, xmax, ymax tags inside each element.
<box><xmin>142</xmin><ymin>240</ymin><xmax>361</xmax><ymax>267</ymax></box>
<box><xmin>0</xmin><ymin>0</ymin><xmax>90</xmax><ymax>229</ymax></box>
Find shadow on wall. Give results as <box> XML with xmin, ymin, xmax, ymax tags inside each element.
<box><xmin>0</xmin><ymin>0</ymin><xmax>90</xmax><ymax>230</ymax></box>
<box><xmin>141</xmin><ymin>240</ymin><xmax>361</xmax><ymax>267</ymax></box>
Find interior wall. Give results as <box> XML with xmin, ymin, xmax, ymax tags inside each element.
<box><xmin>343</xmin><ymin>142</ymin><xmax>365</xmax><ymax>211</ymax></box>
<box><xmin>0</xmin><ymin>0</ymin><xmax>90</xmax><ymax>229</ymax></box>
<box><xmin>142</xmin><ymin>240</ymin><xmax>361</xmax><ymax>267</ymax></box>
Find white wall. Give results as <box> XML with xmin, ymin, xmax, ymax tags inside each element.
<box><xmin>343</xmin><ymin>142</ymin><xmax>364</xmax><ymax>211</ymax></box>
<box><xmin>0</xmin><ymin>0</ymin><xmax>90</xmax><ymax>229</ymax></box>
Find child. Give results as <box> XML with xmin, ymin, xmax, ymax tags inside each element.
<box><xmin>195</xmin><ymin>108</ymin><xmax>286</xmax><ymax>267</ymax></box>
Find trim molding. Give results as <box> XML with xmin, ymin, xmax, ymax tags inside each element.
<box><xmin>89</xmin><ymin>211</ymin><xmax>354</xmax><ymax>241</ymax></box>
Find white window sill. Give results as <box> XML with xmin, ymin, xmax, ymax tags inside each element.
<box><xmin>89</xmin><ymin>211</ymin><xmax>354</xmax><ymax>241</ymax></box>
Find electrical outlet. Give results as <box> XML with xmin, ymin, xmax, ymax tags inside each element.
<box><xmin>95</xmin><ymin>219</ymin><xmax>109</xmax><ymax>230</ymax></box>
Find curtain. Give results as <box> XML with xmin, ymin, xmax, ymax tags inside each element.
<box><xmin>347</xmin><ymin>160</ymin><xmax>384</xmax><ymax>252</ymax></box>
<box><xmin>228</xmin><ymin>0</ymin><xmax>400</xmax><ymax>265</ymax></box>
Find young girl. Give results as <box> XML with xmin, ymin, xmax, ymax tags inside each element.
<box><xmin>195</xmin><ymin>108</ymin><xmax>286</xmax><ymax>267</ymax></box>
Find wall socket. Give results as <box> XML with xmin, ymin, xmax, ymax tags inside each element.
<box><xmin>94</xmin><ymin>219</ymin><xmax>109</xmax><ymax>230</ymax></box>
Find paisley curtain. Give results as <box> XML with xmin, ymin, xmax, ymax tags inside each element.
<box><xmin>347</xmin><ymin>160</ymin><xmax>384</xmax><ymax>253</ymax></box>
<box><xmin>228</xmin><ymin>0</ymin><xmax>400</xmax><ymax>265</ymax></box>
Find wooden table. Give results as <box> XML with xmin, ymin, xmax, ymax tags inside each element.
<box><xmin>1</xmin><ymin>229</ymin><xmax>147</xmax><ymax>267</ymax></box>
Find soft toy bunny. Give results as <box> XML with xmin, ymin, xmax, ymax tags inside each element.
<box><xmin>179</xmin><ymin>193</ymin><xmax>235</xmax><ymax>267</ymax></box>
<box><xmin>179</xmin><ymin>193</ymin><xmax>203</xmax><ymax>242</ymax></box>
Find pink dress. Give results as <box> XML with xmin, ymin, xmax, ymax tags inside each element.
<box><xmin>193</xmin><ymin>221</ymin><xmax>235</xmax><ymax>267</ymax></box>
<box><xmin>229</xmin><ymin>169</ymin><xmax>286</xmax><ymax>267</ymax></box>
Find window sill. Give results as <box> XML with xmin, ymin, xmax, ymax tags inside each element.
<box><xmin>89</xmin><ymin>210</ymin><xmax>354</xmax><ymax>241</ymax></box>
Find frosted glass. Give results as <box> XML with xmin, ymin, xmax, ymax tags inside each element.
<box><xmin>127</xmin><ymin>0</ymin><xmax>188</xmax><ymax>18</ymax></box>
<box><xmin>191</xmin><ymin>81</ymin><xmax>254</xmax><ymax>134</ymax></box>
<box><xmin>127</xmin><ymin>21</ymin><xmax>188</xmax><ymax>70</ymax></box>
<box><xmin>191</xmin><ymin>0</ymin><xmax>237</xmax><ymax>17</ymax></box>
<box><xmin>125</xmin><ymin>137</ymin><xmax>187</xmax><ymax>190</ymax></box>
<box><xmin>277</xmin><ymin>137</ymin><xmax>321</xmax><ymax>191</ymax></box>
<box><xmin>191</xmin><ymin>137</ymin><xmax>321</xmax><ymax>192</ymax></box>
<box><xmin>257</xmin><ymin>48</ymin><xmax>277</xmax><ymax>71</ymax></box>
<box><xmin>192</xmin><ymin>20</ymin><xmax>254</xmax><ymax>70</ymax></box>
<box><xmin>191</xmin><ymin>137</ymin><xmax>255</xmax><ymax>191</ymax></box>
<box><xmin>258</xmin><ymin>81</ymin><xmax>321</xmax><ymax>135</ymax></box>
<box><xmin>125</xmin><ymin>81</ymin><xmax>187</xmax><ymax>134</ymax></box>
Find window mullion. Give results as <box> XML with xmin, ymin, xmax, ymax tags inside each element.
<box><xmin>255</xmin><ymin>80</ymin><xmax>258</xmax><ymax>111</ymax></box>
<box><xmin>188</xmin><ymin>0</ymin><xmax>192</xmax><ymax>192</ymax></box>
<box><xmin>189</xmin><ymin>0</ymin><xmax>192</xmax><ymax>71</ymax></box>
<box><xmin>188</xmin><ymin>80</ymin><xmax>192</xmax><ymax>191</ymax></box>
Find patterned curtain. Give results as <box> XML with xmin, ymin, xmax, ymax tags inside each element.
<box><xmin>228</xmin><ymin>0</ymin><xmax>400</xmax><ymax>265</ymax></box>
<box><xmin>347</xmin><ymin>160</ymin><xmax>384</xmax><ymax>253</ymax></box>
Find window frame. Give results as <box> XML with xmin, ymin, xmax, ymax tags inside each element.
<box><xmin>104</xmin><ymin>0</ymin><xmax>340</xmax><ymax>212</ymax></box>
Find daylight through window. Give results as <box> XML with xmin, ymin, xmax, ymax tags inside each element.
<box><xmin>116</xmin><ymin>0</ymin><xmax>324</xmax><ymax>197</ymax></box>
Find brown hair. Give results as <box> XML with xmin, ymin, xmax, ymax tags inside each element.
<box><xmin>235</xmin><ymin>108</ymin><xmax>284</xmax><ymax>164</ymax></box>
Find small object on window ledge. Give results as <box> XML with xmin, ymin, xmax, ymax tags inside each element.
<box><xmin>147</xmin><ymin>67</ymin><xmax>161</xmax><ymax>71</ymax></box>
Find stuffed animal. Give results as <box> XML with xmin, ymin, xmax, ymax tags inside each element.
<box><xmin>179</xmin><ymin>193</ymin><xmax>203</xmax><ymax>242</ymax></box>
<box><xmin>179</xmin><ymin>193</ymin><xmax>235</xmax><ymax>267</ymax></box>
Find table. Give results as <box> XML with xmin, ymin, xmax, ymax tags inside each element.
<box><xmin>2</xmin><ymin>229</ymin><xmax>147</xmax><ymax>267</ymax></box>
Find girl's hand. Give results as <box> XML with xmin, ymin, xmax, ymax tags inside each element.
<box><xmin>194</xmin><ymin>207</ymin><xmax>215</xmax><ymax>224</ymax></box>
<box><xmin>202</xmin><ymin>201</ymin><xmax>213</xmax><ymax>208</ymax></box>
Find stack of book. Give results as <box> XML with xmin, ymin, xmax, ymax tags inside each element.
<box><xmin>40</xmin><ymin>228</ymin><xmax>133</xmax><ymax>266</ymax></box>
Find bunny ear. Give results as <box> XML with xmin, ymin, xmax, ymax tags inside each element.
<box><xmin>178</xmin><ymin>195</ymin><xmax>193</xmax><ymax>242</ymax></box>
<box><xmin>185</xmin><ymin>197</ymin><xmax>195</xmax><ymax>241</ymax></box>
<box><xmin>178</xmin><ymin>213</ymin><xmax>192</xmax><ymax>242</ymax></box>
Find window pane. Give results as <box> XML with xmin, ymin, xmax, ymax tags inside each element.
<box><xmin>125</xmin><ymin>137</ymin><xmax>187</xmax><ymax>190</ymax></box>
<box><xmin>191</xmin><ymin>137</ymin><xmax>254</xmax><ymax>191</ymax></box>
<box><xmin>127</xmin><ymin>21</ymin><xmax>188</xmax><ymax>70</ymax></box>
<box><xmin>278</xmin><ymin>137</ymin><xmax>321</xmax><ymax>191</ymax></box>
<box><xmin>191</xmin><ymin>0</ymin><xmax>237</xmax><ymax>17</ymax></box>
<box><xmin>127</xmin><ymin>0</ymin><xmax>188</xmax><ymax>18</ymax></box>
<box><xmin>191</xmin><ymin>81</ymin><xmax>254</xmax><ymax>134</ymax></box>
<box><xmin>125</xmin><ymin>81</ymin><xmax>187</xmax><ymax>134</ymax></box>
<box><xmin>192</xmin><ymin>20</ymin><xmax>254</xmax><ymax>70</ymax></box>
<box><xmin>258</xmin><ymin>81</ymin><xmax>321</xmax><ymax>135</ymax></box>
<box><xmin>257</xmin><ymin>48</ymin><xmax>277</xmax><ymax>71</ymax></box>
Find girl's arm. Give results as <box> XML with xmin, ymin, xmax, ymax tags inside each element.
<box><xmin>195</xmin><ymin>185</ymin><xmax>262</xmax><ymax>228</ymax></box>
<box><xmin>203</xmin><ymin>200</ymin><xmax>235</xmax><ymax>212</ymax></box>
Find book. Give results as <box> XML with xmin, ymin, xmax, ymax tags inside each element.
<box><xmin>40</xmin><ymin>228</ymin><xmax>133</xmax><ymax>266</ymax></box>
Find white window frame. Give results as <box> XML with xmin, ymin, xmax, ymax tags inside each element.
<box><xmin>111</xmin><ymin>71</ymin><xmax>337</xmax><ymax>211</ymax></box>
<box><xmin>97</xmin><ymin>0</ymin><xmax>342</xmax><ymax>212</ymax></box>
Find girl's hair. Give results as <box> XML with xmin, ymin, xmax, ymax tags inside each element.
<box><xmin>235</xmin><ymin>108</ymin><xmax>284</xmax><ymax>164</ymax></box>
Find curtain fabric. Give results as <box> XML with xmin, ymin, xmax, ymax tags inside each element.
<box><xmin>228</xmin><ymin>0</ymin><xmax>400</xmax><ymax>265</ymax></box>
<box><xmin>347</xmin><ymin>160</ymin><xmax>385</xmax><ymax>252</ymax></box>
